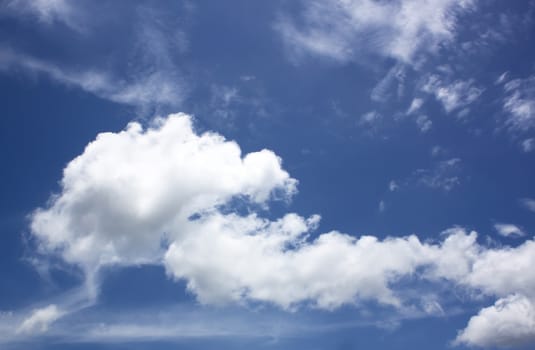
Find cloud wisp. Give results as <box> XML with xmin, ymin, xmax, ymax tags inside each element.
<box><xmin>2</xmin><ymin>0</ymin><xmax>84</xmax><ymax>31</ymax></box>
<box><xmin>275</xmin><ymin>0</ymin><xmax>474</xmax><ymax>65</ymax></box>
<box><xmin>0</xmin><ymin>2</ymin><xmax>190</xmax><ymax>113</ymax></box>
<box><xmin>520</xmin><ymin>198</ymin><xmax>535</xmax><ymax>213</ymax></box>
<box><xmin>16</xmin><ymin>305</ymin><xmax>64</xmax><ymax>335</ymax></box>
<box><xmin>392</xmin><ymin>158</ymin><xmax>463</xmax><ymax>192</ymax></box>
<box><xmin>421</xmin><ymin>74</ymin><xmax>483</xmax><ymax>115</ymax></box>
<box><xmin>0</xmin><ymin>48</ymin><xmax>186</xmax><ymax>109</ymax></box>
<box><xmin>501</xmin><ymin>75</ymin><xmax>535</xmax><ymax>133</ymax></box>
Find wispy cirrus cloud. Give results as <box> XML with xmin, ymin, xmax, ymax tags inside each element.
<box><xmin>0</xmin><ymin>48</ymin><xmax>187</xmax><ymax>109</ymax></box>
<box><xmin>494</xmin><ymin>73</ymin><xmax>535</xmax><ymax>151</ymax></box>
<box><xmin>0</xmin><ymin>2</ymin><xmax>191</xmax><ymax>113</ymax></box>
<box><xmin>17</xmin><ymin>305</ymin><xmax>64</xmax><ymax>335</ymax></box>
<box><xmin>275</xmin><ymin>0</ymin><xmax>474</xmax><ymax>65</ymax></box>
<box><xmin>421</xmin><ymin>74</ymin><xmax>483</xmax><ymax>115</ymax></box>
<box><xmin>501</xmin><ymin>75</ymin><xmax>535</xmax><ymax>132</ymax></box>
<box><xmin>520</xmin><ymin>198</ymin><xmax>535</xmax><ymax>213</ymax></box>
<box><xmin>370</xmin><ymin>64</ymin><xmax>407</xmax><ymax>102</ymax></box>
<box><xmin>458</xmin><ymin>3</ymin><xmax>535</xmax><ymax>58</ymax></box>
<box><xmin>406</xmin><ymin>98</ymin><xmax>424</xmax><ymax>115</ymax></box>
<box><xmin>522</xmin><ymin>138</ymin><xmax>535</xmax><ymax>152</ymax></box>
<box><xmin>455</xmin><ymin>294</ymin><xmax>535</xmax><ymax>348</ymax></box>
<box><xmin>418</xmin><ymin>158</ymin><xmax>463</xmax><ymax>191</ymax></box>
<box><xmin>395</xmin><ymin>158</ymin><xmax>463</xmax><ymax>192</ymax></box>
<box><xmin>2</xmin><ymin>0</ymin><xmax>83</xmax><ymax>30</ymax></box>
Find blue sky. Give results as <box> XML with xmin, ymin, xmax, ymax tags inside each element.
<box><xmin>1</xmin><ymin>0</ymin><xmax>535</xmax><ymax>349</ymax></box>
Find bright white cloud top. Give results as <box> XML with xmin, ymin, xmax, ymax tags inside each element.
<box><xmin>502</xmin><ymin>75</ymin><xmax>535</xmax><ymax>132</ymax></box>
<box><xmin>31</xmin><ymin>113</ymin><xmax>297</xmax><ymax>269</ymax></box>
<box><xmin>25</xmin><ymin>113</ymin><xmax>535</xmax><ymax>348</ymax></box>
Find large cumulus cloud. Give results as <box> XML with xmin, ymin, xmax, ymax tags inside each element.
<box><xmin>27</xmin><ymin>113</ymin><xmax>535</xmax><ymax>348</ymax></box>
<box><xmin>31</xmin><ymin>113</ymin><xmax>297</xmax><ymax>269</ymax></box>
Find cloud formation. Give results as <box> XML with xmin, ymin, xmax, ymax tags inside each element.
<box><xmin>502</xmin><ymin>75</ymin><xmax>535</xmax><ymax>132</ymax></box>
<box><xmin>455</xmin><ymin>294</ymin><xmax>535</xmax><ymax>348</ymax></box>
<box><xmin>31</xmin><ymin>113</ymin><xmax>296</xmax><ymax>269</ymax></box>
<box><xmin>522</xmin><ymin>138</ymin><xmax>535</xmax><ymax>152</ymax></box>
<box><xmin>0</xmin><ymin>2</ymin><xmax>191</xmax><ymax>112</ymax></box>
<box><xmin>408</xmin><ymin>158</ymin><xmax>463</xmax><ymax>191</ymax></box>
<box><xmin>25</xmin><ymin>114</ymin><xmax>535</xmax><ymax>348</ymax></box>
<box><xmin>275</xmin><ymin>0</ymin><xmax>474</xmax><ymax>64</ymax></box>
<box><xmin>0</xmin><ymin>48</ymin><xmax>186</xmax><ymax>108</ymax></box>
<box><xmin>421</xmin><ymin>75</ymin><xmax>483</xmax><ymax>114</ymax></box>
<box><xmin>2</xmin><ymin>0</ymin><xmax>81</xmax><ymax>30</ymax></box>
<box><xmin>30</xmin><ymin>114</ymin><xmax>467</xmax><ymax>311</ymax></box>
<box><xmin>17</xmin><ymin>305</ymin><xmax>64</xmax><ymax>335</ymax></box>
<box><xmin>494</xmin><ymin>223</ymin><xmax>526</xmax><ymax>238</ymax></box>
<box><xmin>521</xmin><ymin>198</ymin><xmax>535</xmax><ymax>213</ymax></box>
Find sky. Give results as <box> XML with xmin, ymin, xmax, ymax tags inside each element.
<box><xmin>1</xmin><ymin>0</ymin><xmax>535</xmax><ymax>349</ymax></box>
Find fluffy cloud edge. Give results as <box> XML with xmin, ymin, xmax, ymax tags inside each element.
<box><xmin>455</xmin><ymin>294</ymin><xmax>535</xmax><ymax>348</ymax></box>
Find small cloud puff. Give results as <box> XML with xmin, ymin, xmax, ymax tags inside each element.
<box><xmin>494</xmin><ymin>223</ymin><xmax>526</xmax><ymax>238</ymax></box>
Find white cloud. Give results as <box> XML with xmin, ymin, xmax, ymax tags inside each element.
<box><xmin>31</xmin><ymin>114</ymin><xmax>297</xmax><ymax>269</ymax></box>
<box><xmin>462</xmin><ymin>5</ymin><xmax>535</xmax><ymax>59</ymax></box>
<box><xmin>166</xmin><ymin>220</ymin><xmax>493</xmax><ymax>310</ymax></box>
<box><xmin>389</xmin><ymin>180</ymin><xmax>399</xmax><ymax>192</ymax></box>
<box><xmin>25</xmin><ymin>113</ymin><xmax>535</xmax><ymax>348</ymax></box>
<box><xmin>406</xmin><ymin>98</ymin><xmax>432</xmax><ymax>133</ymax></box>
<box><xmin>202</xmin><ymin>84</ymin><xmax>271</xmax><ymax>131</ymax></box>
<box><xmin>359</xmin><ymin>110</ymin><xmax>381</xmax><ymax>125</ymax></box>
<box><xmin>503</xmin><ymin>75</ymin><xmax>535</xmax><ymax>132</ymax></box>
<box><xmin>494</xmin><ymin>223</ymin><xmax>526</xmax><ymax>238</ymax></box>
<box><xmin>440</xmin><ymin>231</ymin><xmax>535</xmax><ymax>348</ymax></box>
<box><xmin>424</xmin><ymin>227</ymin><xmax>481</xmax><ymax>282</ymax></box>
<box><xmin>496</xmin><ymin>72</ymin><xmax>510</xmax><ymax>85</ymax></box>
<box><xmin>520</xmin><ymin>198</ymin><xmax>535</xmax><ymax>213</ymax></box>
<box><xmin>208</xmin><ymin>85</ymin><xmax>241</xmax><ymax>125</ymax></box>
<box><xmin>275</xmin><ymin>0</ymin><xmax>474</xmax><ymax>64</ymax></box>
<box><xmin>370</xmin><ymin>64</ymin><xmax>406</xmax><ymax>102</ymax></box>
<box><xmin>17</xmin><ymin>305</ymin><xmax>64</xmax><ymax>335</ymax></box>
<box><xmin>2</xmin><ymin>0</ymin><xmax>81</xmax><ymax>30</ymax></box>
<box><xmin>422</xmin><ymin>75</ymin><xmax>483</xmax><ymax>113</ymax></box>
<box><xmin>0</xmin><ymin>301</ymin><xmax>446</xmax><ymax>345</ymax></box>
<box><xmin>415</xmin><ymin>115</ymin><xmax>432</xmax><ymax>133</ymax></box>
<box><xmin>413</xmin><ymin>158</ymin><xmax>462</xmax><ymax>191</ymax></box>
<box><xmin>522</xmin><ymin>138</ymin><xmax>535</xmax><ymax>152</ymax></box>
<box><xmin>29</xmin><ymin>113</ymin><xmax>468</xmax><ymax>312</ymax></box>
<box><xmin>0</xmin><ymin>4</ymin><xmax>191</xmax><ymax>112</ymax></box>
<box><xmin>464</xmin><ymin>240</ymin><xmax>535</xmax><ymax>298</ymax></box>
<box><xmin>406</xmin><ymin>98</ymin><xmax>424</xmax><ymax>115</ymax></box>
<box><xmin>0</xmin><ymin>48</ymin><xmax>186</xmax><ymax>109</ymax></box>
<box><xmin>455</xmin><ymin>294</ymin><xmax>535</xmax><ymax>348</ymax></box>
<box><xmin>378</xmin><ymin>200</ymin><xmax>386</xmax><ymax>212</ymax></box>
<box><xmin>430</xmin><ymin>145</ymin><xmax>445</xmax><ymax>157</ymax></box>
